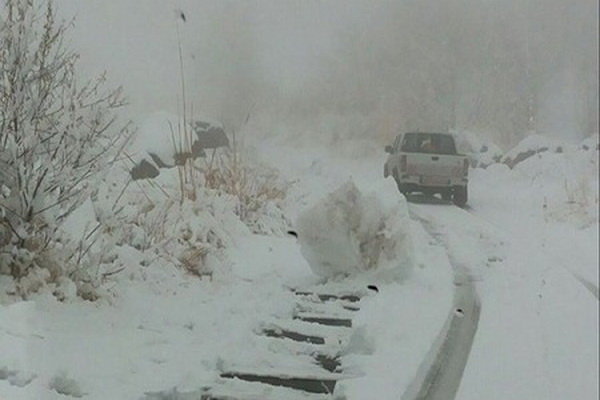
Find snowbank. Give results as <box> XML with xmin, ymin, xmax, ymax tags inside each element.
<box><xmin>296</xmin><ymin>180</ymin><xmax>413</xmax><ymax>280</ymax></box>
<box><xmin>453</xmin><ymin>138</ymin><xmax>599</xmax><ymax>399</ymax></box>
<box><xmin>471</xmin><ymin>136</ymin><xmax>598</xmax><ymax>278</ymax></box>
<box><xmin>452</xmin><ymin>130</ymin><xmax>504</xmax><ymax>168</ymax></box>
<box><xmin>502</xmin><ymin>133</ymin><xmax>572</xmax><ymax>168</ymax></box>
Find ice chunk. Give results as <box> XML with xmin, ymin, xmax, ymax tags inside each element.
<box><xmin>296</xmin><ymin>180</ymin><xmax>413</xmax><ymax>280</ymax></box>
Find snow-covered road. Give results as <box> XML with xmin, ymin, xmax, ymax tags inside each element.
<box><xmin>571</xmin><ymin>272</ymin><xmax>599</xmax><ymax>300</ymax></box>
<box><xmin>410</xmin><ymin>269</ymin><xmax>480</xmax><ymax>400</ymax></box>
<box><xmin>408</xmin><ymin>191</ymin><xmax>598</xmax><ymax>400</ymax></box>
<box><xmin>403</xmin><ymin>203</ymin><xmax>481</xmax><ymax>400</ymax></box>
<box><xmin>258</xmin><ymin>136</ymin><xmax>597</xmax><ymax>399</ymax></box>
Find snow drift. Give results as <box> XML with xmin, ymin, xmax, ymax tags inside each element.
<box><xmin>296</xmin><ymin>180</ymin><xmax>413</xmax><ymax>280</ymax></box>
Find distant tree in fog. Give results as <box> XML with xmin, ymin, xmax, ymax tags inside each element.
<box><xmin>293</xmin><ymin>0</ymin><xmax>598</xmax><ymax>147</ymax></box>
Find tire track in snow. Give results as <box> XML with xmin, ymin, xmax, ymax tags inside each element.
<box><xmin>571</xmin><ymin>272</ymin><xmax>599</xmax><ymax>300</ymax></box>
<box><xmin>402</xmin><ymin>206</ymin><xmax>481</xmax><ymax>400</ymax></box>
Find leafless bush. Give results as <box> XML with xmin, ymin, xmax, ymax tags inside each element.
<box><xmin>0</xmin><ymin>0</ymin><xmax>131</xmax><ymax>298</ymax></box>
<box><xmin>203</xmin><ymin>146</ymin><xmax>287</xmax><ymax>223</ymax></box>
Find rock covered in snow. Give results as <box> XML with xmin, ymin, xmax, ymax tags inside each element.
<box><xmin>296</xmin><ymin>180</ymin><xmax>413</xmax><ymax>280</ymax></box>
<box><xmin>192</xmin><ymin>120</ymin><xmax>230</xmax><ymax>149</ymax></box>
<box><xmin>128</xmin><ymin>111</ymin><xmax>228</xmax><ymax>180</ymax></box>
<box><xmin>502</xmin><ymin>134</ymin><xmax>570</xmax><ymax>168</ymax></box>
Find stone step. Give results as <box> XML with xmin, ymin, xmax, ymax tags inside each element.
<box><xmin>293</xmin><ymin>290</ymin><xmax>362</xmax><ymax>303</ymax></box>
<box><xmin>294</xmin><ymin>314</ymin><xmax>353</xmax><ymax>328</ymax></box>
<box><xmin>262</xmin><ymin>327</ymin><xmax>326</xmax><ymax>345</ymax></box>
<box><xmin>260</xmin><ymin>319</ymin><xmax>352</xmax><ymax>348</ymax></box>
<box><xmin>143</xmin><ymin>378</ymin><xmax>336</xmax><ymax>400</ymax></box>
<box><xmin>220</xmin><ymin>372</ymin><xmax>339</xmax><ymax>395</ymax></box>
<box><xmin>294</xmin><ymin>301</ymin><xmax>359</xmax><ymax>318</ymax></box>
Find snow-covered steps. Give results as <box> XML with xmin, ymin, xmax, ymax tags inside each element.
<box><xmin>294</xmin><ymin>300</ymin><xmax>358</xmax><ymax>318</ymax></box>
<box><xmin>251</xmin><ymin>333</ymin><xmax>338</xmax><ymax>358</ymax></box>
<box><xmin>220</xmin><ymin>371</ymin><xmax>340</xmax><ymax>395</ymax></box>
<box><xmin>208</xmin><ymin>378</ymin><xmax>338</xmax><ymax>400</ymax></box>
<box><xmin>260</xmin><ymin>319</ymin><xmax>353</xmax><ymax>348</ymax></box>
<box><xmin>292</xmin><ymin>290</ymin><xmax>362</xmax><ymax>303</ymax></box>
<box><xmin>262</xmin><ymin>326</ymin><xmax>326</xmax><ymax>345</ymax></box>
<box><xmin>291</xmin><ymin>287</ymin><xmax>367</xmax><ymax>319</ymax></box>
<box><xmin>143</xmin><ymin>379</ymin><xmax>335</xmax><ymax>400</ymax></box>
<box><xmin>294</xmin><ymin>314</ymin><xmax>353</xmax><ymax>328</ymax></box>
<box><xmin>220</xmin><ymin>337</ymin><xmax>339</xmax><ymax>375</ymax></box>
<box><xmin>172</xmin><ymin>286</ymin><xmax>369</xmax><ymax>399</ymax></box>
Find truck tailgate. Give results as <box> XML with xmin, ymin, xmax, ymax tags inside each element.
<box><xmin>406</xmin><ymin>154</ymin><xmax>464</xmax><ymax>177</ymax></box>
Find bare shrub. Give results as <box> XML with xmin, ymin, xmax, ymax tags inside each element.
<box><xmin>203</xmin><ymin>146</ymin><xmax>288</xmax><ymax>227</ymax></box>
<box><xmin>0</xmin><ymin>0</ymin><xmax>131</xmax><ymax>298</ymax></box>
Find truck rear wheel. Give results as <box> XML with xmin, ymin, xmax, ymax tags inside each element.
<box><xmin>392</xmin><ymin>170</ymin><xmax>409</xmax><ymax>195</ymax></box>
<box><xmin>392</xmin><ymin>169</ymin><xmax>401</xmax><ymax>188</ymax></box>
<box><xmin>452</xmin><ymin>186</ymin><xmax>468</xmax><ymax>207</ymax></box>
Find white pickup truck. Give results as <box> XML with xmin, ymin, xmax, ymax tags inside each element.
<box><xmin>384</xmin><ymin>132</ymin><xmax>469</xmax><ymax>206</ymax></box>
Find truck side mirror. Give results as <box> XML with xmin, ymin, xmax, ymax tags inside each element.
<box><xmin>385</xmin><ymin>145</ymin><xmax>393</xmax><ymax>154</ymax></box>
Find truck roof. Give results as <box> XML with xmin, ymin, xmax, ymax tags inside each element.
<box><xmin>405</xmin><ymin>132</ymin><xmax>452</xmax><ymax>137</ymax></box>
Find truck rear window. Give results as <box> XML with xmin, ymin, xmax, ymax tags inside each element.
<box><xmin>401</xmin><ymin>133</ymin><xmax>457</xmax><ymax>155</ymax></box>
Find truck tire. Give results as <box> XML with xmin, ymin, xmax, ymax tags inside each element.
<box><xmin>423</xmin><ymin>189</ymin><xmax>435</xmax><ymax>197</ymax></box>
<box><xmin>452</xmin><ymin>186</ymin><xmax>468</xmax><ymax>207</ymax></box>
<box><xmin>441</xmin><ymin>190</ymin><xmax>452</xmax><ymax>201</ymax></box>
<box><xmin>392</xmin><ymin>169</ymin><xmax>408</xmax><ymax>195</ymax></box>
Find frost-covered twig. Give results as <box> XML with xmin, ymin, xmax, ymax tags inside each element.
<box><xmin>0</xmin><ymin>0</ymin><xmax>131</xmax><ymax>297</ymax></box>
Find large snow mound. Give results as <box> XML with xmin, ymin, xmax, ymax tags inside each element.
<box><xmin>296</xmin><ymin>180</ymin><xmax>413</xmax><ymax>280</ymax></box>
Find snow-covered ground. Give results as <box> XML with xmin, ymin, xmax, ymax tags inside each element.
<box><xmin>1</xmin><ymin>127</ymin><xmax>598</xmax><ymax>400</ymax></box>
<box><xmin>0</xmin><ymin>120</ymin><xmax>453</xmax><ymax>399</ymax></box>
<box><xmin>257</xmin><ymin>132</ymin><xmax>599</xmax><ymax>400</ymax></box>
<box><xmin>261</xmin><ymin>140</ymin><xmax>454</xmax><ymax>399</ymax></box>
<box><xmin>457</xmin><ymin>144</ymin><xmax>598</xmax><ymax>400</ymax></box>
<box><xmin>0</xmin><ymin>234</ymin><xmax>317</xmax><ymax>399</ymax></box>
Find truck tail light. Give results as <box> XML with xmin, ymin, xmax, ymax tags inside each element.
<box><xmin>400</xmin><ymin>155</ymin><xmax>407</xmax><ymax>172</ymax></box>
<box><xmin>463</xmin><ymin>158</ymin><xmax>469</xmax><ymax>175</ymax></box>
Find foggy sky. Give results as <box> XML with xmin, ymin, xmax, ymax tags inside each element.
<box><xmin>59</xmin><ymin>1</ymin><xmax>357</xmax><ymax>119</ymax></box>
<box><xmin>59</xmin><ymin>0</ymin><xmax>598</xmax><ymax>146</ymax></box>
